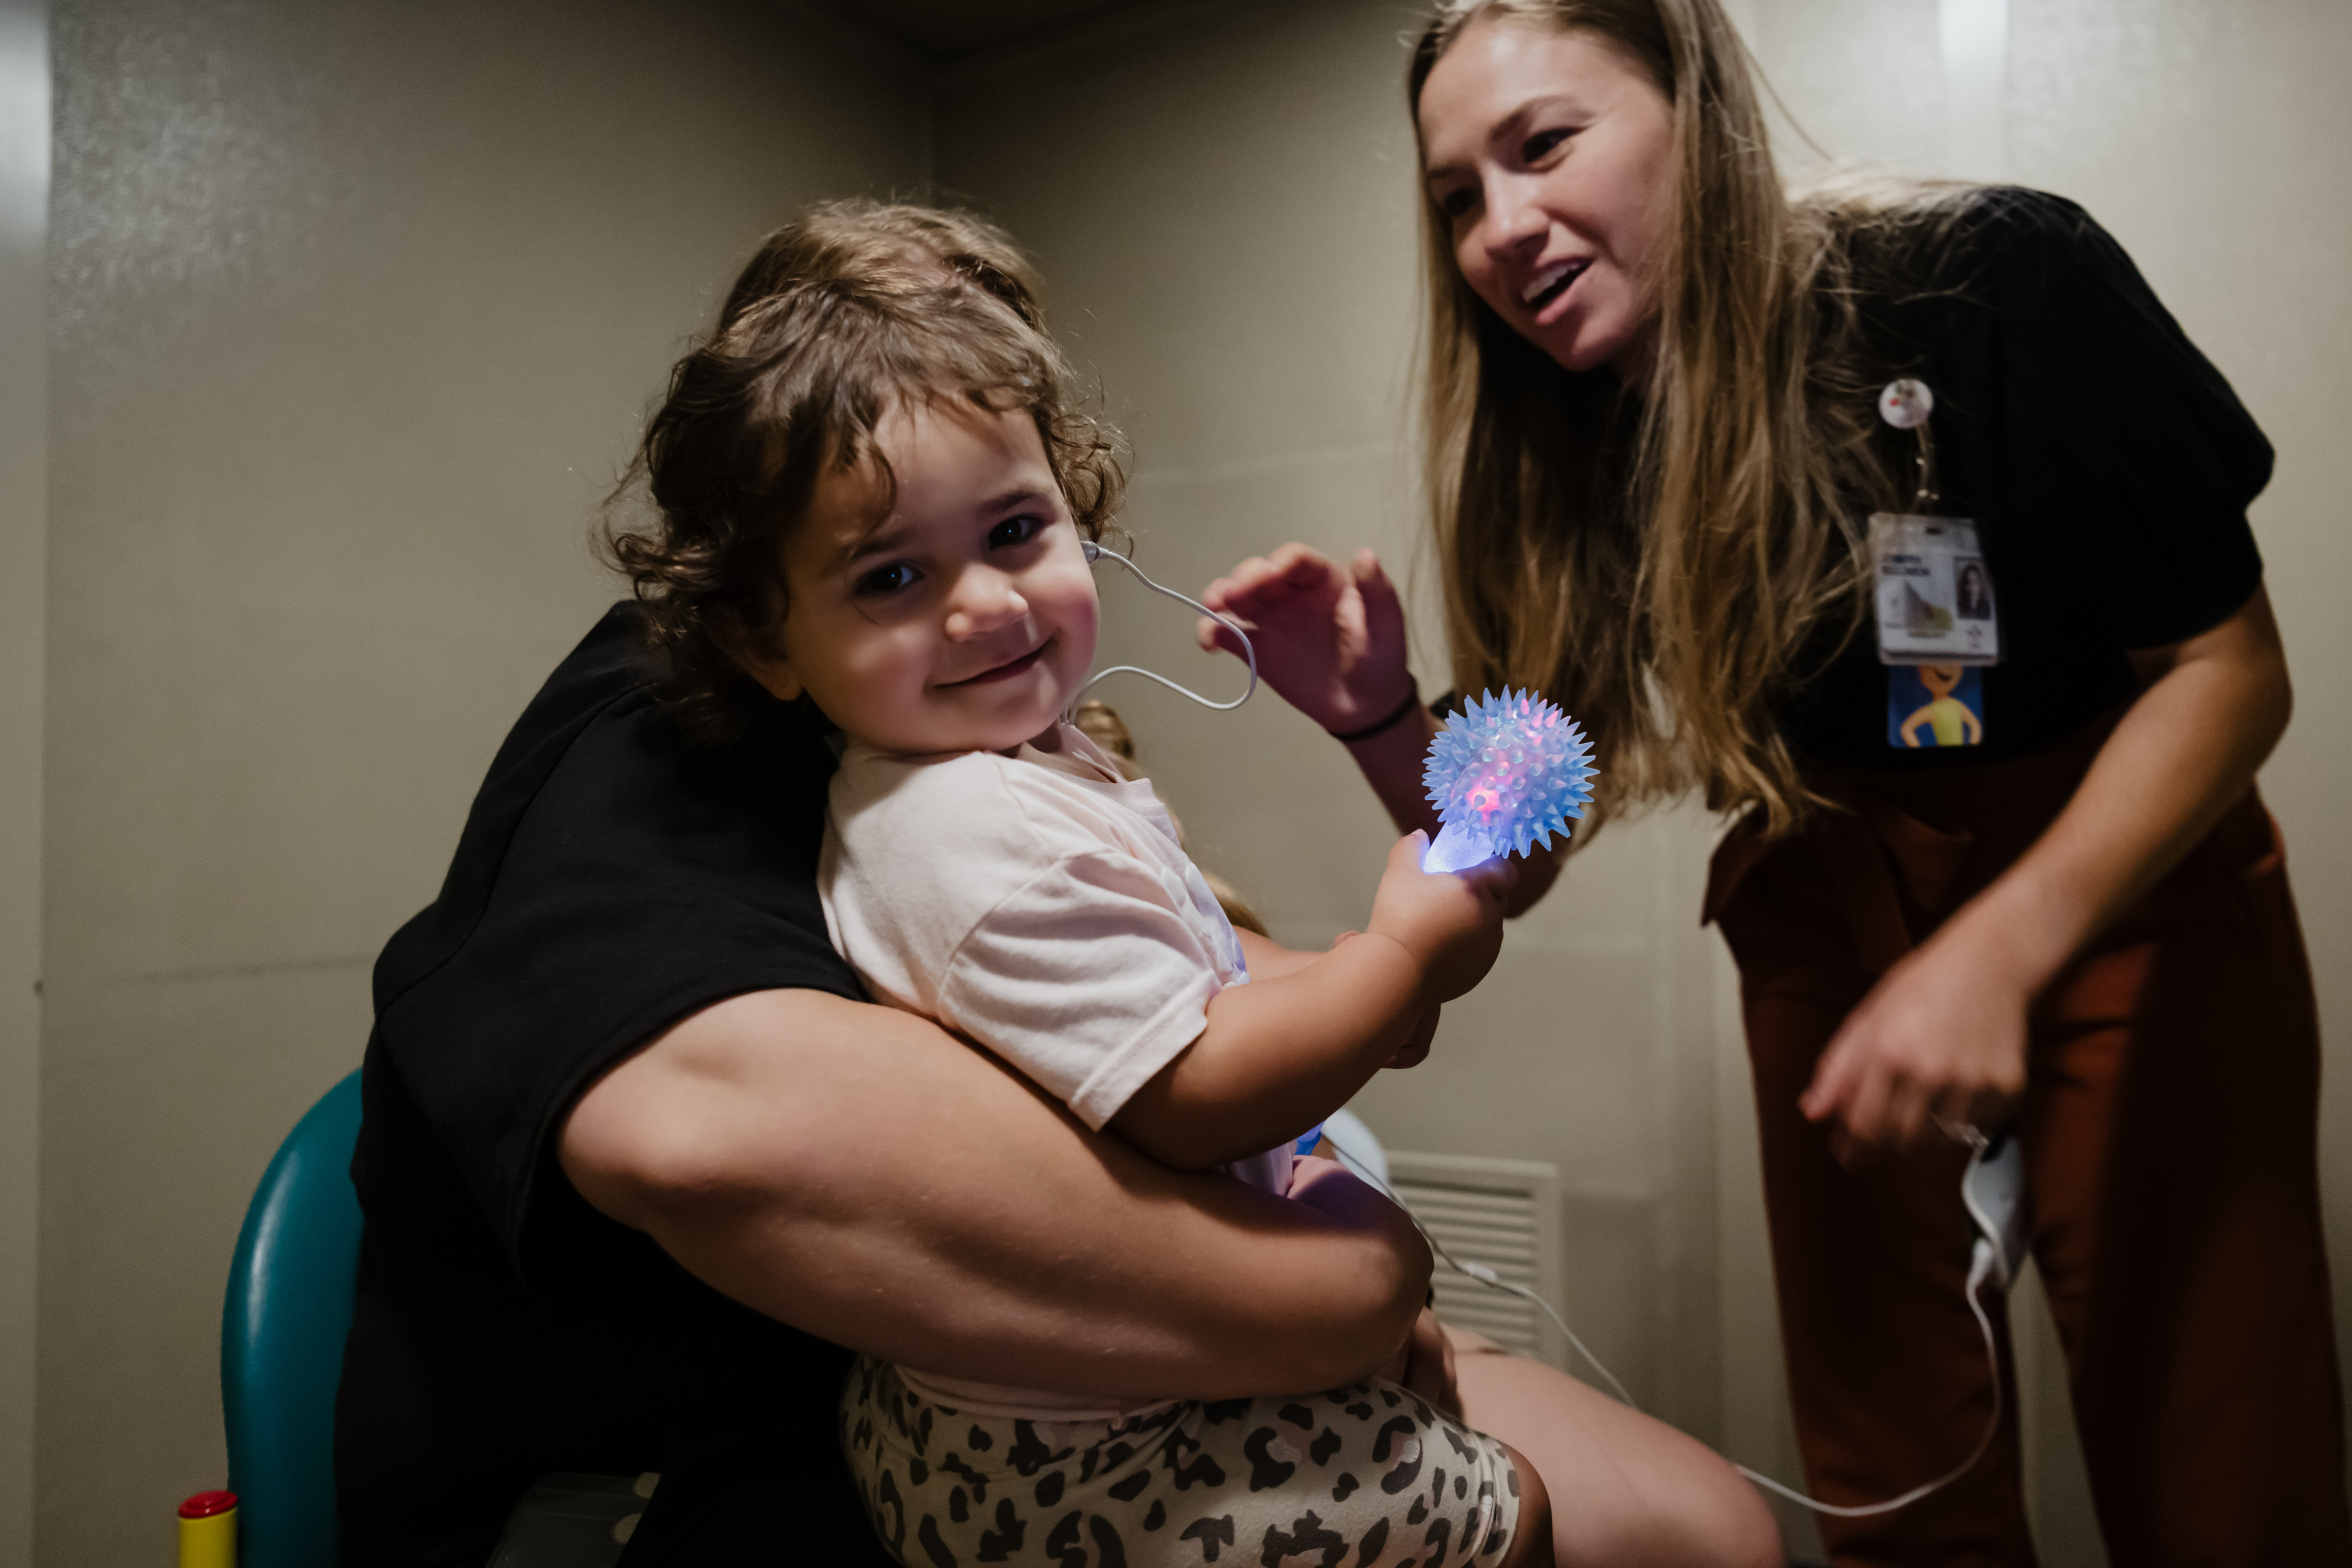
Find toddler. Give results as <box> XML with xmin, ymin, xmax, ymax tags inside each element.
<box><xmin>706</xmin><ymin>206</ymin><xmax>1547</xmax><ymax>1568</ymax></box>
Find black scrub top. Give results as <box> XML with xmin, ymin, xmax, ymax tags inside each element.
<box><xmin>337</xmin><ymin>604</ymin><xmax>892</xmax><ymax>1567</ymax></box>
<box><xmin>1777</xmin><ymin>187</ymin><xmax>2273</xmax><ymax>768</ymax></box>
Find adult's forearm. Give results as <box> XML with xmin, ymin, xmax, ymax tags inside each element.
<box><xmin>1343</xmin><ymin>703</ymin><xmax>1444</xmax><ymax>839</ymax></box>
<box><xmin>561</xmin><ymin>989</ymin><xmax>1430</xmax><ymax>1401</ymax></box>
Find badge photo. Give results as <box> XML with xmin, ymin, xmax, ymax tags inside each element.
<box><xmin>1869</xmin><ymin>514</ymin><xmax>2000</xmax><ymax>666</ymax></box>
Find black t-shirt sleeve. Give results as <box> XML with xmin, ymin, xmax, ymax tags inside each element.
<box><xmin>367</xmin><ymin>605</ymin><xmax>862</xmax><ymax>1278</ymax></box>
<box><xmin>344</xmin><ymin>605</ymin><xmax>890</xmax><ymax>1566</ymax></box>
<box><xmin>1985</xmin><ymin>192</ymin><xmax>2272</xmax><ymax>648</ymax></box>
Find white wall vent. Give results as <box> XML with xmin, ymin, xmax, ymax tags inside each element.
<box><xmin>1384</xmin><ymin>1151</ymin><xmax>1566</xmax><ymax>1371</ymax></box>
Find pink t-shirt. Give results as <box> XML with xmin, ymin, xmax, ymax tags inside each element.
<box><xmin>820</xmin><ymin>721</ymin><xmax>1291</xmax><ymax>1418</ymax></box>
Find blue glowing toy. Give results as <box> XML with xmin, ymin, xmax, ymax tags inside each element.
<box><xmin>1421</xmin><ymin>689</ymin><xmax>1597</xmax><ymax>874</ymax></box>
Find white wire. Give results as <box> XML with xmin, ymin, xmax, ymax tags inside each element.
<box><xmin>1322</xmin><ymin>1142</ymin><xmax>1635</xmax><ymax>1404</ymax></box>
<box><xmin>1322</xmin><ymin>1140</ymin><xmax>2004</xmax><ymax>1520</ymax></box>
<box><xmin>1067</xmin><ymin>542</ymin><xmax>1258</xmax><ymax>717</ymax></box>
<box><xmin>1734</xmin><ymin>1246</ymin><xmax>2004</xmax><ymax>1518</ymax></box>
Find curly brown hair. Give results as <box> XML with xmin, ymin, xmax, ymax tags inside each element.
<box><xmin>602</xmin><ymin>201</ymin><xmax>1126</xmax><ymax>744</ymax></box>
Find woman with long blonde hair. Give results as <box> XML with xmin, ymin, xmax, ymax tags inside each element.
<box><xmin>1203</xmin><ymin>2</ymin><xmax>2350</xmax><ymax>1561</ymax></box>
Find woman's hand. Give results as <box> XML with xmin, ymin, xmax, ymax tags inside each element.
<box><xmin>1199</xmin><ymin>544</ymin><xmax>1415</xmax><ymax>733</ymax></box>
<box><xmin>1802</xmin><ymin>587</ymin><xmax>2294</xmax><ymax>1164</ymax></box>
<box><xmin>1798</xmin><ymin>920</ymin><xmax>2031</xmax><ymax>1161</ymax></box>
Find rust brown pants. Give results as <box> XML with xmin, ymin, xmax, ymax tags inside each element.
<box><xmin>1707</xmin><ymin>734</ymin><xmax>2350</xmax><ymax>1566</ymax></box>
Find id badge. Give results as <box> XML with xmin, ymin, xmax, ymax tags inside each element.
<box><xmin>1868</xmin><ymin>512</ymin><xmax>2000</xmax><ymax>666</ymax></box>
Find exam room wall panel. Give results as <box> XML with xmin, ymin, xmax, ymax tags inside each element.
<box><xmin>39</xmin><ymin>0</ymin><xmax>927</xmax><ymax>1557</ymax></box>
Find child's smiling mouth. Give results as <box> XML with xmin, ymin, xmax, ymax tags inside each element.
<box><xmin>942</xmin><ymin>638</ymin><xmax>1052</xmax><ymax>688</ymax></box>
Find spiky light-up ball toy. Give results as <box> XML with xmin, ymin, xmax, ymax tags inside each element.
<box><xmin>1421</xmin><ymin>689</ymin><xmax>1597</xmax><ymax>874</ymax></box>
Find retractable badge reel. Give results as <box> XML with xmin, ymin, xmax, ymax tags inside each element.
<box><xmin>1872</xmin><ymin>380</ymin><xmax>2000</xmax><ymax>750</ymax></box>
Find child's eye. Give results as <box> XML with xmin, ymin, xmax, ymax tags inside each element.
<box><xmin>988</xmin><ymin>514</ymin><xmax>1047</xmax><ymax>551</ymax></box>
<box><xmin>854</xmin><ymin>561</ymin><xmax>918</xmax><ymax>597</ymax></box>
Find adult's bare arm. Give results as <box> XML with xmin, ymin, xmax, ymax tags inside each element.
<box><xmin>1803</xmin><ymin>585</ymin><xmax>2294</xmax><ymax>1153</ymax></box>
<box><xmin>560</xmin><ymin>987</ymin><xmax>1431</xmax><ymax>1402</ymax></box>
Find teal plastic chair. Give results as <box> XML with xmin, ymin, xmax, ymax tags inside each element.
<box><xmin>222</xmin><ymin>1069</ymin><xmax>364</xmax><ymax>1568</ymax></box>
<box><xmin>219</xmin><ymin>1073</ymin><xmax>637</xmax><ymax>1568</ymax></box>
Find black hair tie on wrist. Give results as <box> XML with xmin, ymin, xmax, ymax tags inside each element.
<box><xmin>1327</xmin><ymin>686</ymin><xmax>1424</xmax><ymax>744</ymax></box>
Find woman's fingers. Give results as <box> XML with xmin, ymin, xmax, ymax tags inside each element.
<box><xmin>1798</xmin><ymin>1026</ymin><xmax>1858</xmax><ymax>1122</ymax></box>
<box><xmin>1198</xmin><ymin>556</ymin><xmax>1272</xmax><ymax>616</ymax></box>
<box><xmin>1883</xmin><ymin>1074</ymin><xmax>1933</xmax><ymax>1149</ymax></box>
<box><xmin>1835</xmin><ymin>1050</ymin><xmax>1896</xmax><ymax>1153</ymax></box>
<box><xmin>1205</xmin><ymin>544</ymin><xmax>1338</xmax><ymax>614</ymax></box>
<box><xmin>1194</xmin><ymin>612</ymin><xmax>1251</xmax><ymax>656</ymax></box>
<box><xmin>1351</xmin><ymin>547</ymin><xmax>1411</xmax><ymax>663</ymax></box>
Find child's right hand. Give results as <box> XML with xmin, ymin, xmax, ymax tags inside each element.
<box><xmin>1368</xmin><ymin>831</ymin><xmax>1513</xmax><ymax>1004</ymax></box>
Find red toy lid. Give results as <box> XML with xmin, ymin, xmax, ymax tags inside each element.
<box><xmin>179</xmin><ymin>1490</ymin><xmax>237</xmax><ymax>1519</ymax></box>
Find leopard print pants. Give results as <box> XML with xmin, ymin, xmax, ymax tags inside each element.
<box><xmin>839</xmin><ymin>1356</ymin><xmax>1523</xmax><ymax>1566</ymax></box>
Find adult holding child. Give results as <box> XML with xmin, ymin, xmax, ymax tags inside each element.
<box><xmin>341</xmin><ymin>200</ymin><xmax>1778</xmax><ymax>1568</ymax></box>
<box><xmin>1201</xmin><ymin>2</ymin><xmax>2349</xmax><ymax>1563</ymax></box>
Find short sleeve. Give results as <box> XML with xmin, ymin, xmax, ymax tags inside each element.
<box><xmin>939</xmin><ymin>849</ymin><xmax>1226</xmax><ymax>1130</ymax></box>
<box><xmin>363</xmin><ymin>607</ymin><xmax>862</xmax><ymax>1279</ymax></box>
<box><xmin>1987</xmin><ymin>193</ymin><xmax>2272</xmax><ymax>648</ymax></box>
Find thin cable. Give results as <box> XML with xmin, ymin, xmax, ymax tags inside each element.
<box><xmin>1068</xmin><ymin>542</ymin><xmax>1258</xmax><ymax>717</ymax></box>
<box><xmin>1734</xmin><ymin>1248</ymin><xmax>2004</xmax><ymax>1518</ymax></box>
<box><xmin>1322</xmin><ymin>1138</ymin><xmax>2005</xmax><ymax>1519</ymax></box>
<box><xmin>1323</xmin><ymin>1142</ymin><xmax>1636</xmax><ymax>1408</ymax></box>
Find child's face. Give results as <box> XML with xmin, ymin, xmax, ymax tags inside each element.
<box><xmin>746</xmin><ymin>398</ymin><xmax>1099</xmax><ymax>755</ymax></box>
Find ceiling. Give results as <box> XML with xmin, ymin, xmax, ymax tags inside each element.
<box><xmin>825</xmin><ymin>0</ymin><xmax>1156</xmax><ymax>60</ymax></box>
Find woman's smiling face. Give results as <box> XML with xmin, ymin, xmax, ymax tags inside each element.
<box><xmin>1417</xmin><ymin>19</ymin><xmax>1677</xmax><ymax>382</ymax></box>
<box><xmin>743</xmin><ymin>397</ymin><xmax>1099</xmax><ymax>757</ymax></box>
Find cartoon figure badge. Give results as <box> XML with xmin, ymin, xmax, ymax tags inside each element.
<box><xmin>1891</xmin><ymin>663</ymin><xmax>1986</xmax><ymax>749</ymax></box>
<box><xmin>1420</xmin><ymin>689</ymin><xmax>1597</xmax><ymax>874</ymax></box>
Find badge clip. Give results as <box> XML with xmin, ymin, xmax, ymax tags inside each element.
<box><xmin>1878</xmin><ymin>377</ymin><xmax>1939</xmax><ymax>510</ymax></box>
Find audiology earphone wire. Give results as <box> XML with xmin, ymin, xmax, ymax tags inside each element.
<box><xmin>1070</xmin><ymin>540</ymin><xmax>1258</xmax><ymax>717</ymax></box>
<box><xmin>1320</xmin><ymin>1139</ymin><xmax>2004</xmax><ymax>1520</ymax></box>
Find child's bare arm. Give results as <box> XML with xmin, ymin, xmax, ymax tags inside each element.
<box><xmin>1233</xmin><ymin>926</ymin><xmax>1319</xmax><ymax>981</ymax></box>
<box><xmin>1110</xmin><ymin>833</ymin><xmax>1512</xmax><ymax>1169</ymax></box>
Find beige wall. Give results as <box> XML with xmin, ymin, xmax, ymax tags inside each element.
<box><xmin>35</xmin><ymin>0</ymin><xmax>926</xmax><ymax>1558</ymax></box>
<box><xmin>2</xmin><ymin>3</ymin><xmax>47</xmax><ymax>1565</ymax></box>
<box><xmin>939</xmin><ymin>0</ymin><xmax>2352</xmax><ymax>1561</ymax></box>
